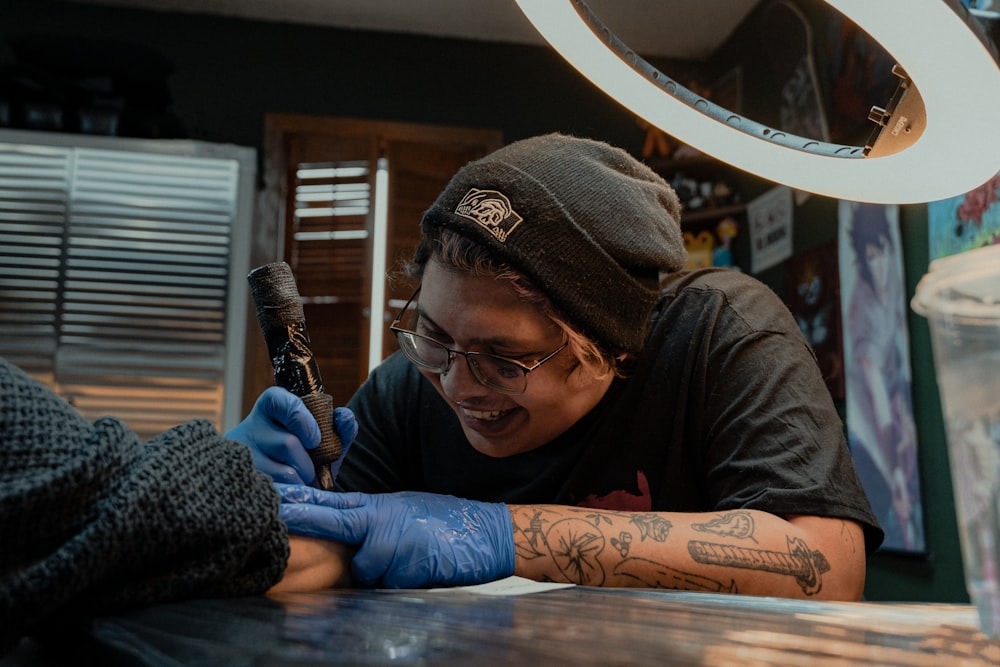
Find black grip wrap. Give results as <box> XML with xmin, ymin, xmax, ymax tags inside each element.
<box><xmin>247</xmin><ymin>262</ymin><xmax>341</xmax><ymax>489</ymax></box>
<box><xmin>301</xmin><ymin>392</ymin><xmax>337</xmax><ymax>490</ymax></box>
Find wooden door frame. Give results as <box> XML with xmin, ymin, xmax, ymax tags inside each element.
<box><xmin>242</xmin><ymin>114</ymin><xmax>501</xmax><ymax>415</ymax></box>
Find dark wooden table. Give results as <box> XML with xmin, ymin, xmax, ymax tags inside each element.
<box><xmin>9</xmin><ymin>583</ymin><xmax>1000</xmax><ymax>665</ymax></box>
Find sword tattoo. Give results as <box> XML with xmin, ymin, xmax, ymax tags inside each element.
<box><xmin>687</xmin><ymin>536</ymin><xmax>830</xmax><ymax>595</ymax></box>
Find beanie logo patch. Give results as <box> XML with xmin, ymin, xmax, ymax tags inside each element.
<box><xmin>454</xmin><ymin>188</ymin><xmax>523</xmax><ymax>243</ymax></box>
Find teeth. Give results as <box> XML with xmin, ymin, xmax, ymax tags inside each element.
<box><xmin>463</xmin><ymin>407</ymin><xmax>506</xmax><ymax>421</ymax></box>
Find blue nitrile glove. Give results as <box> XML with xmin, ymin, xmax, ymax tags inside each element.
<box><xmin>226</xmin><ymin>387</ymin><xmax>359</xmax><ymax>485</ymax></box>
<box><xmin>276</xmin><ymin>484</ymin><xmax>516</xmax><ymax>589</ymax></box>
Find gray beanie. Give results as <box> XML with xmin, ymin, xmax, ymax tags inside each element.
<box><xmin>419</xmin><ymin>133</ymin><xmax>686</xmax><ymax>354</ymax></box>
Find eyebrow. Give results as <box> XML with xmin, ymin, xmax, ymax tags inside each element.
<box><xmin>415</xmin><ymin>305</ymin><xmax>547</xmax><ymax>352</ymax></box>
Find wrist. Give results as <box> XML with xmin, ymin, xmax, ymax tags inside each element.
<box><xmin>269</xmin><ymin>536</ymin><xmax>355</xmax><ymax>594</ymax></box>
<box><xmin>490</xmin><ymin>501</ymin><xmax>516</xmax><ymax>580</ymax></box>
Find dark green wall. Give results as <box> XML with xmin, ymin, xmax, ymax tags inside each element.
<box><xmin>2</xmin><ymin>0</ymin><xmax>968</xmax><ymax>602</ymax></box>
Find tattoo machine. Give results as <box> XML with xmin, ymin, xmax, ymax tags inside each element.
<box><xmin>247</xmin><ymin>261</ymin><xmax>340</xmax><ymax>490</ymax></box>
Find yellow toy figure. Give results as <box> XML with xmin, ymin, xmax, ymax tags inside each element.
<box><xmin>713</xmin><ymin>217</ymin><xmax>739</xmax><ymax>268</ymax></box>
<box><xmin>684</xmin><ymin>230</ymin><xmax>715</xmax><ymax>269</ymax></box>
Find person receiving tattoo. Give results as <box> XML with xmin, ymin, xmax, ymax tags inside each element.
<box><xmin>229</xmin><ymin>134</ymin><xmax>883</xmax><ymax>600</ymax></box>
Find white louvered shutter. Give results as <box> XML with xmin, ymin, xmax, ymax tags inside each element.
<box><xmin>0</xmin><ymin>130</ymin><xmax>254</xmax><ymax>440</ymax></box>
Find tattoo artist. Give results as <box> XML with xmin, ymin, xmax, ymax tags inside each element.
<box><xmin>229</xmin><ymin>133</ymin><xmax>883</xmax><ymax>599</ymax></box>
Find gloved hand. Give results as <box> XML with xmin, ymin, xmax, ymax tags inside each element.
<box><xmin>276</xmin><ymin>485</ymin><xmax>515</xmax><ymax>589</ymax></box>
<box><xmin>226</xmin><ymin>387</ymin><xmax>359</xmax><ymax>485</ymax></box>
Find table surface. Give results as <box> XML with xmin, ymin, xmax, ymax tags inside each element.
<box><xmin>11</xmin><ymin>584</ymin><xmax>1000</xmax><ymax>666</ymax></box>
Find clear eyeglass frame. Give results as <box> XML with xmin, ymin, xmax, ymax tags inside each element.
<box><xmin>388</xmin><ymin>287</ymin><xmax>567</xmax><ymax>395</ymax></box>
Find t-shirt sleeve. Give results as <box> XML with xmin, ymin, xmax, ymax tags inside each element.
<box><xmin>659</xmin><ymin>272</ymin><xmax>884</xmax><ymax>553</ymax></box>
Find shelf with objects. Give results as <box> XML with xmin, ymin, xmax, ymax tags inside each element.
<box><xmin>642</xmin><ymin>125</ymin><xmax>746</xmax><ymax>272</ymax></box>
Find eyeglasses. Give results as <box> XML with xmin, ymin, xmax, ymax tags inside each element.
<box><xmin>389</xmin><ymin>287</ymin><xmax>567</xmax><ymax>395</ymax></box>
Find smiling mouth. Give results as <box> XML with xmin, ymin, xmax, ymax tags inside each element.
<box><xmin>460</xmin><ymin>406</ymin><xmax>511</xmax><ymax>421</ymax></box>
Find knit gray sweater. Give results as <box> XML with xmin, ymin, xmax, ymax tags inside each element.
<box><xmin>0</xmin><ymin>358</ymin><xmax>290</xmax><ymax>654</ymax></box>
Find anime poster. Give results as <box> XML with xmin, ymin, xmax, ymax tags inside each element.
<box><xmin>927</xmin><ymin>172</ymin><xmax>1000</xmax><ymax>262</ymax></box>
<box><xmin>839</xmin><ymin>202</ymin><xmax>926</xmax><ymax>553</ymax></box>
<box><xmin>784</xmin><ymin>240</ymin><xmax>844</xmax><ymax>400</ymax></box>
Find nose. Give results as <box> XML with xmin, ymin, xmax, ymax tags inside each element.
<box><xmin>438</xmin><ymin>353</ymin><xmax>487</xmax><ymax>402</ymax></box>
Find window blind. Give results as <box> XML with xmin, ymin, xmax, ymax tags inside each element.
<box><xmin>0</xmin><ymin>130</ymin><xmax>254</xmax><ymax>440</ymax></box>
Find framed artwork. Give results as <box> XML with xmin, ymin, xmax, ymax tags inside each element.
<box><xmin>748</xmin><ymin>185</ymin><xmax>793</xmax><ymax>274</ymax></box>
<box><xmin>927</xmin><ymin>171</ymin><xmax>1000</xmax><ymax>262</ymax></box>
<box><xmin>839</xmin><ymin>202</ymin><xmax>926</xmax><ymax>554</ymax></box>
<box><xmin>784</xmin><ymin>240</ymin><xmax>844</xmax><ymax>400</ymax></box>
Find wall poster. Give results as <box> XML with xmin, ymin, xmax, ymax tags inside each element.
<box><xmin>784</xmin><ymin>240</ymin><xmax>844</xmax><ymax>401</ymax></box>
<box><xmin>927</xmin><ymin>171</ymin><xmax>1000</xmax><ymax>262</ymax></box>
<box><xmin>838</xmin><ymin>202</ymin><xmax>926</xmax><ymax>553</ymax></box>
<box><xmin>748</xmin><ymin>185</ymin><xmax>793</xmax><ymax>274</ymax></box>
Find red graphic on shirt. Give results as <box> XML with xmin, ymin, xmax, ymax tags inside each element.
<box><xmin>578</xmin><ymin>471</ymin><xmax>652</xmax><ymax>511</ymax></box>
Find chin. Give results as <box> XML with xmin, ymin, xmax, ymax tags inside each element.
<box><xmin>464</xmin><ymin>430</ymin><xmax>536</xmax><ymax>458</ymax></box>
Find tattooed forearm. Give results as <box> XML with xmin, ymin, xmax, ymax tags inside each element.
<box><xmin>512</xmin><ymin>510</ymin><xmax>607</xmax><ymax>584</ymax></box>
<box><xmin>611</xmin><ymin>531</ymin><xmax>632</xmax><ymax>556</ymax></box>
<box><xmin>522</xmin><ymin>510</ymin><xmax>548</xmax><ymax>553</ymax></box>
<box><xmin>692</xmin><ymin>511</ymin><xmax>757</xmax><ymax>542</ymax></box>
<box><xmin>549</xmin><ymin>518</ymin><xmax>606</xmax><ymax>585</ymax></box>
<box><xmin>510</xmin><ymin>505</ymin><xmax>856</xmax><ymax>599</ymax></box>
<box><xmin>630</xmin><ymin>514</ymin><xmax>672</xmax><ymax>541</ymax></box>
<box><xmin>687</xmin><ymin>536</ymin><xmax>830</xmax><ymax>595</ymax></box>
<box><xmin>614</xmin><ymin>557</ymin><xmax>738</xmax><ymax>593</ymax></box>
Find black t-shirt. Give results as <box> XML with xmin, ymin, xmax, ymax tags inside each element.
<box><xmin>339</xmin><ymin>268</ymin><xmax>884</xmax><ymax>554</ymax></box>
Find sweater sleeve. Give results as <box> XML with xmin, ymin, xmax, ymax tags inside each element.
<box><xmin>0</xmin><ymin>358</ymin><xmax>289</xmax><ymax>654</ymax></box>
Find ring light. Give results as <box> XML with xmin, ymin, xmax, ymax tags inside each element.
<box><xmin>514</xmin><ymin>0</ymin><xmax>1000</xmax><ymax>203</ymax></box>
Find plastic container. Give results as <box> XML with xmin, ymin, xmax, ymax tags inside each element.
<box><xmin>912</xmin><ymin>244</ymin><xmax>1000</xmax><ymax>637</ymax></box>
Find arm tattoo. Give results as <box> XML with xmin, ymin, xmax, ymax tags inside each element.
<box><xmin>513</xmin><ymin>511</ymin><xmax>608</xmax><ymax>585</ymax></box>
<box><xmin>549</xmin><ymin>518</ymin><xmax>606</xmax><ymax>585</ymax></box>
<box><xmin>523</xmin><ymin>510</ymin><xmax>548</xmax><ymax>552</ymax></box>
<box><xmin>611</xmin><ymin>532</ymin><xmax>632</xmax><ymax>557</ymax></box>
<box><xmin>514</xmin><ymin>507</ymin><xmax>827</xmax><ymax>595</ymax></box>
<box><xmin>630</xmin><ymin>514</ymin><xmax>672</xmax><ymax>541</ymax></box>
<box><xmin>614</xmin><ymin>557</ymin><xmax>738</xmax><ymax>593</ymax></box>
<box><xmin>687</xmin><ymin>536</ymin><xmax>830</xmax><ymax>595</ymax></box>
<box><xmin>692</xmin><ymin>511</ymin><xmax>758</xmax><ymax>542</ymax></box>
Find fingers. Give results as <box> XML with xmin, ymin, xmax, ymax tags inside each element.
<box><xmin>329</xmin><ymin>407</ymin><xmax>358</xmax><ymax>479</ymax></box>
<box><xmin>256</xmin><ymin>420</ymin><xmax>315</xmax><ymax>485</ymax></box>
<box><xmin>276</xmin><ymin>484</ymin><xmax>364</xmax><ymax>509</ymax></box>
<box><xmin>278</xmin><ymin>498</ymin><xmax>369</xmax><ymax>545</ymax></box>
<box><xmin>333</xmin><ymin>407</ymin><xmax>359</xmax><ymax>445</ymax></box>
<box><xmin>278</xmin><ymin>504</ymin><xmax>340</xmax><ymax>541</ymax></box>
<box><xmin>275</xmin><ymin>485</ymin><xmax>379</xmax><ymax>586</ymax></box>
<box><xmin>250</xmin><ymin>450</ymin><xmax>308</xmax><ymax>485</ymax></box>
<box><xmin>254</xmin><ymin>388</ymin><xmax>319</xmax><ymax>482</ymax></box>
<box><xmin>261</xmin><ymin>387</ymin><xmax>322</xmax><ymax>449</ymax></box>
<box><xmin>275</xmin><ymin>482</ymin><xmax>323</xmax><ymax>504</ymax></box>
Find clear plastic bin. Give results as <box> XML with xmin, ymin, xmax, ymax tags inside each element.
<box><xmin>912</xmin><ymin>244</ymin><xmax>1000</xmax><ymax>637</ymax></box>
